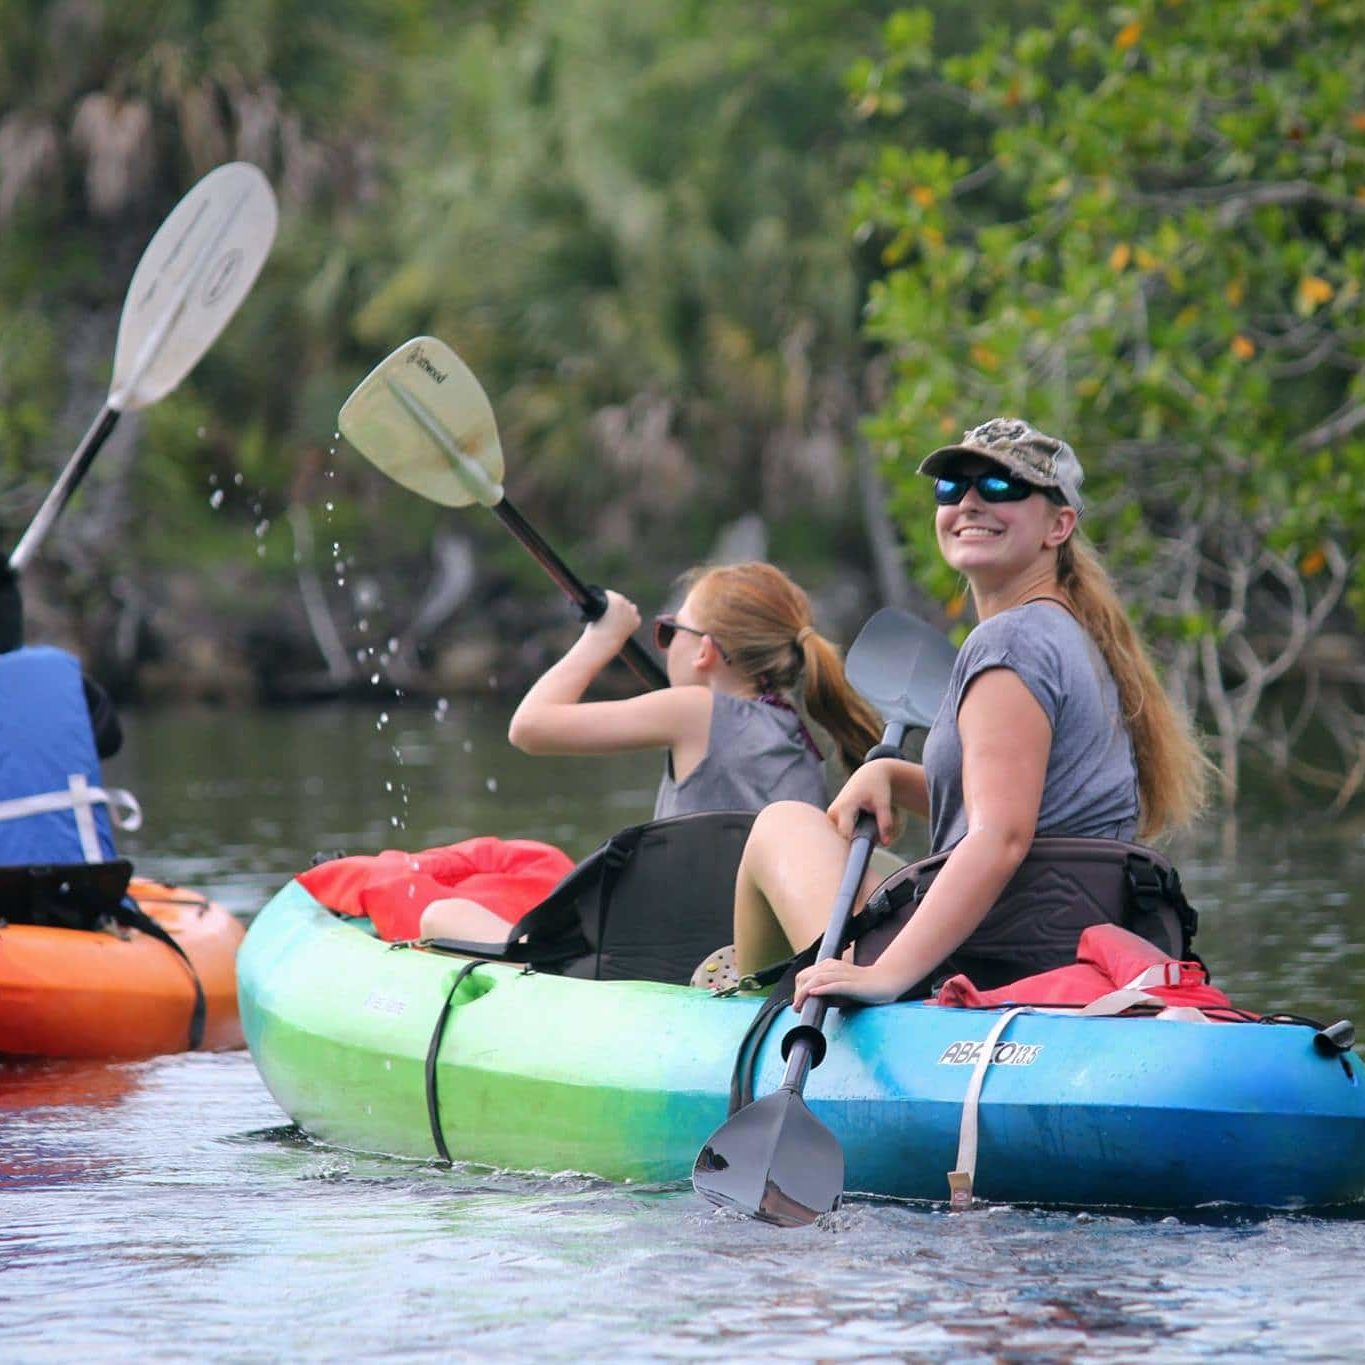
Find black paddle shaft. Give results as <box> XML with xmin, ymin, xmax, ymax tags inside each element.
<box><xmin>8</xmin><ymin>406</ymin><xmax>121</xmax><ymax>573</ymax></box>
<box><xmin>777</xmin><ymin>727</ymin><xmax>907</xmax><ymax>1089</ymax></box>
<box><xmin>492</xmin><ymin>495</ymin><xmax>669</xmax><ymax>690</ymax></box>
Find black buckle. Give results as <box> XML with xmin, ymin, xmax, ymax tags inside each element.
<box><xmin>1125</xmin><ymin>858</ymin><xmax>1165</xmax><ymax>917</ymax></box>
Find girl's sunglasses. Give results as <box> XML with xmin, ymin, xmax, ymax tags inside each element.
<box><xmin>933</xmin><ymin>471</ymin><xmax>1060</xmax><ymax>505</ymax></box>
<box><xmin>653</xmin><ymin>614</ymin><xmax>731</xmax><ymax>663</ymax></box>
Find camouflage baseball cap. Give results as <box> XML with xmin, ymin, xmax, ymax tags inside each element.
<box><xmin>918</xmin><ymin>417</ymin><xmax>1085</xmax><ymax>513</ymax></box>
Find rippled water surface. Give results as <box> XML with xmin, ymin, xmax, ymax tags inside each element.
<box><xmin>4</xmin><ymin>703</ymin><xmax>1364</xmax><ymax>1362</ymax></box>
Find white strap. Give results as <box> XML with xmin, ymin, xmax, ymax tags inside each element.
<box><xmin>1079</xmin><ymin>987</ymin><xmax>1163</xmax><ymax>1016</ymax></box>
<box><xmin>947</xmin><ymin>1006</ymin><xmax>1029</xmax><ymax>1211</ymax></box>
<box><xmin>70</xmin><ymin>773</ymin><xmax>102</xmax><ymax>861</ymax></box>
<box><xmin>1123</xmin><ymin>961</ymin><xmax>1184</xmax><ymax>990</ymax></box>
<box><xmin>0</xmin><ymin>776</ymin><xmax>142</xmax><ymax>861</ymax></box>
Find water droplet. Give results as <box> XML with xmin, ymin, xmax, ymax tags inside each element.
<box><xmin>255</xmin><ymin>520</ymin><xmax>270</xmax><ymax>538</ymax></box>
<box><xmin>485</xmin><ymin>777</ymin><xmax>498</xmax><ymax>793</ymax></box>
<box><xmin>196</xmin><ymin>426</ymin><xmax>207</xmax><ymax>439</ymax></box>
<box><xmin>433</xmin><ymin>698</ymin><xmax>449</xmax><ymax>721</ymax></box>
<box><xmin>384</xmin><ymin>780</ymin><xmax>393</xmax><ymax>792</ymax></box>
<box><xmin>387</xmin><ymin>637</ymin><xmax>399</xmax><ymax>653</ymax></box>
<box><xmin>324</xmin><ymin>501</ymin><xmax>334</xmax><ymax>513</ymax></box>
<box><xmin>233</xmin><ymin>472</ymin><xmax>244</xmax><ymax>486</ymax></box>
<box><xmin>370</xmin><ymin>672</ymin><xmax>380</xmax><ymax>685</ymax></box>
<box><xmin>462</xmin><ymin>739</ymin><xmax>473</xmax><ymax>753</ymax></box>
<box><xmin>256</xmin><ymin>544</ymin><xmax>266</xmax><ymax>558</ymax></box>
<box><xmin>209</xmin><ymin>489</ymin><xmax>225</xmax><ymax>509</ymax></box>
<box><xmin>379</xmin><ymin>712</ymin><xmax>390</xmax><ymax>725</ymax></box>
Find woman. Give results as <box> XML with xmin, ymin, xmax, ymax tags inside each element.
<box><xmin>419</xmin><ymin>561</ymin><xmax>882</xmax><ymax>943</ymax></box>
<box><xmin>729</xmin><ymin>418</ymin><xmax>1209</xmax><ymax>1007</ymax></box>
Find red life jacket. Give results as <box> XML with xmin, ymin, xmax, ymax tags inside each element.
<box><xmin>297</xmin><ymin>836</ymin><xmax>575</xmax><ymax>942</ymax></box>
<box><xmin>932</xmin><ymin>923</ymin><xmax>1245</xmax><ymax>1015</ymax></box>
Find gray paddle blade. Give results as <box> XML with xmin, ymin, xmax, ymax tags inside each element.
<box><xmin>846</xmin><ymin>606</ymin><xmax>958</xmax><ymax>731</ymax></box>
<box><xmin>109</xmin><ymin>161</ymin><xmax>277</xmax><ymax>411</ymax></box>
<box><xmin>693</xmin><ymin>1088</ymin><xmax>844</xmax><ymax>1228</ymax></box>
<box><xmin>338</xmin><ymin>336</ymin><xmax>506</xmax><ymax>508</ymax></box>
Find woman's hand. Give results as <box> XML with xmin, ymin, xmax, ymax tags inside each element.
<box><xmin>826</xmin><ymin>758</ymin><xmax>904</xmax><ymax>845</ymax></box>
<box><xmin>578</xmin><ymin>590</ymin><xmax>641</xmax><ymax>660</ymax></box>
<box><xmin>793</xmin><ymin>956</ymin><xmax>904</xmax><ymax>1008</ymax></box>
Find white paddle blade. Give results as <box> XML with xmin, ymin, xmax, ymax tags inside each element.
<box><xmin>108</xmin><ymin>161</ymin><xmax>278</xmax><ymax>412</ymax></box>
<box><xmin>337</xmin><ymin>336</ymin><xmax>506</xmax><ymax>508</ymax></box>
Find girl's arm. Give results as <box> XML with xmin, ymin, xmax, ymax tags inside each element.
<box><xmin>793</xmin><ymin>666</ymin><xmax>1050</xmax><ymax>1006</ymax></box>
<box><xmin>508</xmin><ymin>591</ymin><xmax>712</xmax><ymax>758</ymax></box>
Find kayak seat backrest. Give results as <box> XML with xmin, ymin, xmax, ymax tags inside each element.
<box><xmin>560</xmin><ymin>810</ymin><xmax>755</xmax><ymax>984</ymax></box>
<box><xmin>0</xmin><ymin>860</ymin><xmax>133</xmax><ymax>930</ymax></box>
<box><xmin>430</xmin><ymin>811</ymin><xmax>755</xmax><ymax>985</ymax></box>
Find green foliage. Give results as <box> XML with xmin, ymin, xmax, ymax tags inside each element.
<box><xmin>854</xmin><ymin>2</ymin><xmax>1365</xmax><ymax>627</ymax></box>
<box><xmin>354</xmin><ymin>0</ymin><xmax>910</xmax><ymax>562</ymax></box>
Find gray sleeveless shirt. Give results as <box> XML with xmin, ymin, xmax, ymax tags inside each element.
<box><xmin>921</xmin><ymin>602</ymin><xmax>1139</xmax><ymax>853</ymax></box>
<box><xmin>653</xmin><ymin>692</ymin><xmax>828</xmax><ymax>819</ymax></box>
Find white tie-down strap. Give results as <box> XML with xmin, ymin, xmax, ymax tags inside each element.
<box><xmin>947</xmin><ymin>1006</ymin><xmax>1031</xmax><ymax>1211</ymax></box>
<box><xmin>1123</xmin><ymin>960</ymin><xmax>1186</xmax><ymax>991</ymax></box>
<box><xmin>0</xmin><ymin>775</ymin><xmax>143</xmax><ymax>861</ymax></box>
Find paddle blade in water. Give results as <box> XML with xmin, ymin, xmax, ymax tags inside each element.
<box><xmin>338</xmin><ymin>336</ymin><xmax>506</xmax><ymax>508</ymax></box>
<box><xmin>692</xmin><ymin>1088</ymin><xmax>844</xmax><ymax>1228</ymax></box>
<box><xmin>109</xmin><ymin>161</ymin><xmax>277</xmax><ymax>412</ymax></box>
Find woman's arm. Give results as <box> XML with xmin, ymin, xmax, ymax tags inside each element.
<box><xmin>794</xmin><ymin>666</ymin><xmax>1051</xmax><ymax>1006</ymax></box>
<box><xmin>508</xmin><ymin>591</ymin><xmax>711</xmax><ymax>757</ymax></box>
<box><xmin>826</xmin><ymin>757</ymin><xmax>929</xmax><ymax>845</ymax></box>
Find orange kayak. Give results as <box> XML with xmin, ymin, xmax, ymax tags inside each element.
<box><xmin>0</xmin><ymin>878</ymin><xmax>244</xmax><ymax>1059</ymax></box>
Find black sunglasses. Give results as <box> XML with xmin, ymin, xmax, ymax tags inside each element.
<box><xmin>653</xmin><ymin>614</ymin><xmax>731</xmax><ymax>663</ymax></box>
<box><xmin>933</xmin><ymin>471</ymin><xmax>1062</xmax><ymax>506</ymax></box>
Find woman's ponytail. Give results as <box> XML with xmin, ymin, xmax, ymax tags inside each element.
<box><xmin>1057</xmin><ymin>535</ymin><xmax>1211</xmax><ymax>836</ymax></box>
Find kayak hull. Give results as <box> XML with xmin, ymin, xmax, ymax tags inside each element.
<box><xmin>1</xmin><ymin>879</ymin><xmax>245</xmax><ymax>1059</ymax></box>
<box><xmin>239</xmin><ymin>881</ymin><xmax>1365</xmax><ymax>1210</ymax></box>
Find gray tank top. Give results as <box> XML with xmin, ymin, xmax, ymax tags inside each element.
<box><xmin>653</xmin><ymin>692</ymin><xmax>828</xmax><ymax>819</ymax></box>
<box><xmin>921</xmin><ymin>602</ymin><xmax>1139</xmax><ymax>853</ymax></box>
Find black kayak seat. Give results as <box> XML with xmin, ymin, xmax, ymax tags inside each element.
<box><xmin>0</xmin><ymin>860</ymin><xmax>133</xmax><ymax>929</ymax></box>
<box><xmin>427</xmin><ymin>810</ymin><xmax>756</xmax><ymax>985</ymax></box>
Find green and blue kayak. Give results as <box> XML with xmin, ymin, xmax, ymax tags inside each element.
<box><xmin>239</xmin><ymin>879</ymin><xmax>1365</xmax><ymax>1210</ymax></box>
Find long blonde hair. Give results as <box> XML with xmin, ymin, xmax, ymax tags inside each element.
<box><xmin>1056</xmin><ymin>535</ymin><xmax>1209</xmax><ymax>837</ymax></box>
<box><xmin>683</xmin><ymin>562</ymin><xmax>882</xmax><ymax>772</ymax></box>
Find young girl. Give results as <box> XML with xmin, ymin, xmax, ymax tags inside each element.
<box><xmin>419</xmin><ymin>561</ymin><xmax>882</xmax><ymax>943</ymax></box>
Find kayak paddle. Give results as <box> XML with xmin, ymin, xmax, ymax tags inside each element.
<box><xmin>692</xmin><ymin>606</ymin><xmax>957</xmax><ymax>1226</ymax></box>
<box><xmin>7</xmin><ymin>161</ymin><xmax>278</xmax><ymax>574</ymax></box>
<box><xmin>338</xmin><ymin>336</ymin><xmax>669</xmax><ymax>690</ymax></box>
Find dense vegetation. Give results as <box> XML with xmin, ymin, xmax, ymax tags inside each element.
<box><xmin>0</xmin><ymin>0</ymin><xmax>1360</xmax><ymax>805</ymax></box>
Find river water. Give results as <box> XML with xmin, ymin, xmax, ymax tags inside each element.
<box><xmin>3</xmin><ymin>702</ymin><xmax>1364</xmax><ymax>1362</ymax></box>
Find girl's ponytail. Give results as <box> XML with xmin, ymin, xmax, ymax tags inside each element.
<box><xmin>686</xmin><ymin>562</ymin><xmax>881</xmax><ymax>773</ymax></box>
<box><xmin>797</xmin><ymin>630</ymin><xmax>882</xmax><ymax>772</ymax></box>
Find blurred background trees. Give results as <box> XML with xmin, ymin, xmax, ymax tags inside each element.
<box><xmin>0</xmin><ymin>0</ymin><xmax>1361</xmax><ymax>806</ymax></box>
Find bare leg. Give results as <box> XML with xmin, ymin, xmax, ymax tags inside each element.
<box><xmin>734</xmin><ymin>801</ymin><xmax>882</xmax><ymax>975</ymax></box>
<box><xmin>419</xmin><ymin>897</ymin><xmax>515</xmax><ymax>944</ymax></box>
